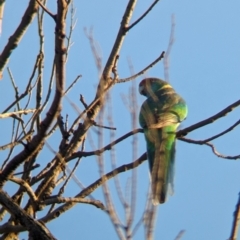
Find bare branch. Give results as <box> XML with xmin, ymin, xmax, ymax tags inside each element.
<box><xmin>112</xmin><ymin>55</ymin><xmax>120</xmax><ymax>80</ymax></box>
<box><xmin>67</xmin><ymin>128</ymin><xmax>143</xmax><ymax>160</ymax></box>
<box><xmin>13</xmin><ymin>163</ymin><xmax>40</xmax><ymax>176</ymax></box>
<box><xmin>0</xmin><ymin>0</ymin><xmax>39</xmax><ymax>76</ymax></box>
<box><xmin>40</xmin><ymin>153</ymin><xmax>147</xmax><ymax>224</ymax></box>
<box><xmin>79</xmin><ymin>94</ymin><xmax>88</xmax><ymax>109</ymax></box>
<box><xmin>84</xmin><ymin>27</ymin><xmax>103</xmax><ymax>74</ymax></box>
<box><xmin>117</xmin><ymin>51</ymin><xmax>165</xmax><ymax>83</ymax></box>
<box><xmin>144</xmin><ymin>201</ymin><xmax>157</xmax><ymax>240</ymax></box>
<box><xmin>180</xmin><ymin>138</ymin><xmax>240</xmax><ymax>160</ymax></box>
<box><xmin>127</xmin><ymin>0</ymin><xmax>160</xmax><ymax>31</ymax></box>
<box><xmin>36</xmin><ymin>0</ymin><xmax>56</xmax><ymax>21</ymax></box>
<box><xmin>100</xmin><ymin>0</ymin><xmax>137</xmax><ymax>82</ymax></box>
<box><xmin>205</xmin><ymin>142</ymin><xmax>240</xmax><ymax>160</ymax></box>
<box><xmin>58</xmin><ymin>158</ymin><xmax>81</xmax><ymax>196</ymax></box>
<box><xmin>229</xmin><ymin>193</ymin><xmax>240</xmax><ymax>240</ymax></box>
<box><xmin>65</xmin><ymin>75</ymin><xmax>82</xmax><ymax>95</ymax></box>
<box><xmin>9</xmin><ymin>177</ymin><xmax>38</xmax><ymax>203</ymax></box>
<box><xmin>79</xmin><ymin>153</ymin><xmax>147</xmax><ymax>198</ymax></box>
<box><xmin>174</xmin><ymin>230</ymin><xmax>185</xmax><ymax>240</ymax></box>
<box><xmin>0</xmin><ymin>130</ymin><xmax>33</xmax><ymax>151</ymax></box>
<box><xmin>43</xmin><ymin>196</ymin><xmax>105</xmax><ymax>210</ymax></box>
<box><xmin>179</xmin><ymin>119</ymin><xmax>240</xmax><ymax>144</ymax></box>
<box><xmin>2</xmin><ymin>54</ymin><xmax>42</xmax><ymax>113</ymax></box>
<box><xmin>0</xmin><ymin>109</ymin><xmax>36</xmax><ymax>119</ymax></box>
<box><xmin>0</xmin><ymin>190</ymin><xmax>56</xmax><ymax>240</ymax></box>
<box><xmin>164</xmin><ymin>14</ymin><xmax>175</xmax><ymax>82</ymax></box>
<box><xmin>92</xmin><ymin>121</ymin><xmax>117</xmax><ymax>130</ymax></box>
<box><xmin>177</xmin><ymin>99</ymin><xmax>240</xmax><ymax>137</ymax></box>
<box><xmin>65</xmin><ymin>1</ymin><xmax>77</xmax><ymax>61</ymax></box>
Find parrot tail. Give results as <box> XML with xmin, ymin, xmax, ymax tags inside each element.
<box><xmin>150</xmin><ymin>129</ymin><xmax>176</xmax><ymax>205</ymax></box>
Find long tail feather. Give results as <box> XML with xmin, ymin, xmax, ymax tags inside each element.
<box><xmin>150</xmin><ymin>128</ymin><xmax>176</xmax><ymax>205</ymax></box>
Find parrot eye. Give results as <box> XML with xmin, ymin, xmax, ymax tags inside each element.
<box><xmin>139</xmin><ymin>84</ymin><xmax>144</xmax><ymax>94</ymax></box>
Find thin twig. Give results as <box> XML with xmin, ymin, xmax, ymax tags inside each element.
<box><xmin>174</xmin><ymin>230</ymin><xmax>185</xmax><ymax>240</ymax></box>
<box><xmin>92</xmin><ymin>120</ymin><xmax>117</xmax><ymax>130</ymax></box>
<box><xmin>127</xmin><ymin>76</ymin><xmax>139</xmax><ymax>237</ymax></box>
<box><xmin>3</xmin><ymin>57</ymin><xmax>41</xmax><ymax>113</ymax></box>
<box><xmin>127</xmin><ymin>0</ymin><xmax>160</xmax><ymax>31</ymax></box>
<box><xmin>84</xmin><ymin>27</ymin><xmax>102</xmax><ymax>74</ymax></box>
<box><xmin>13</xmin><ymin>163</ymin><xmax>40</xmax><ymax>176</ymax></box>
<box><xmin>80</xmin><ymin>153</ymin><xmax>147</xmax><ymax>198</ymax></box>
<box><xmin>112</xmin><ymin>55</ymin><xmax>119</xmax><ymax>80</ymax></box>
<box><xmin>180</xmin><ymin>138</ymin><xmax>240</xmax><ymax>160</ymax></box>
<box><xmin>107</xmin><ymin>92</ymin><xmax>127</xmax><ymax>208</ymax></box>
<box><xmin>65</xmin><ymin>1</ymin><xmax>77</xmax><ymax>61</ymax></box>
<box><xmin>117</xmin><ymin>51</ymin><xmax>165</xmax><ymax>83</ymax></box>
<box><xmin>67</xmin><ymin>128</ymin><xmax>143</xmax><ymax>160</ymax></box>
<box><xmin>97</xmin><ymin>104</ymin><xmax>124</xmax><ymax>238</ymax></box>
<box><xmin>43</xmin><ymin>196</ymin><xmax>105</xmax><ymax>210</ymax></box>
<box><xmin>80</xmin><ymin>94</ymin><xmax>88</xmax><ymax>109</ymax></box>
<box><xmin>58</xmin><ymin>157</ymin><xmax>81</xmax><ymax>195</ymax></box>
<box><xmin>183</xmin><ymin>119</ymin><xmax>240</xmax><ymax>143</ymax></box>
<box><xmin>35</xmin><ymin>0</ymin><xmax>56</xmax><ymax>21</ymax></box>
<box><xmin>9</xmin><ymin>177</ymin><xmax>38</xmax><ymax>202</ymax></box>
<box><xmin>164</xmin><ymin>14</ymin><xmax>175</xmax><ymax>82</ymax></box>
<box><xmin>65</xmin><ymin>75</ymin><xmax>82</xmax><ymax>95</ymax></box>
<box><xmin>229</xmin><ymin>192</ymin><xmax>240</xmax><ymax>240</ymax></box>
<box><xmin>0</xmin><ymin>130</ymin><xmax>33</xmax><ymax>151</ymax></box>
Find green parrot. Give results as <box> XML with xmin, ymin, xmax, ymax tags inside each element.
<box><xmin>139</xmin><ymin>78</ymin><xmax>188</xmax><ymax>205</ymax></box>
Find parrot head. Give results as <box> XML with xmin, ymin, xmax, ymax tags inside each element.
<box><xmin>139</xmin><ymin>78</ymin><xmax>172</xmax><ymax>98</ymax></box>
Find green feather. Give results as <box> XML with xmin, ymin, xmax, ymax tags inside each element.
<box><xmin>139</xmin><ymin>78</ymin><xmax>188</xmax><ymax>204</ymax></box>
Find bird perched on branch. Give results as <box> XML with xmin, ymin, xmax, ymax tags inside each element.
<box><xmin>139</xmin><ymin>78</ymin><xmax>188</xmax><ymax>205</ymax></box>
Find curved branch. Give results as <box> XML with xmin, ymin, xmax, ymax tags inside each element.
<box><xmin>67</xmin><ymin>128</ymin><xmax>143</xmax><ymax>160</ymax></box>
<box><xmin>180</xmin><ymin>138</ymin><xmax>240</xmax><ymax>160</ymax></box>
<box><xmin>43</xmin><ymin>196</ymin><xmax>105</xmax><ymax>210</ymax></box>
<box><xmin>116</xmin><ymin>51</ymin><xmax>165</xmax><ymax>83</ymax></box>
<box><xmin>205</xmin><ymin>142</ymin><xmax>240</xmax><ymax>160</ymax></box>
<box><xmin>40</xmin><ymin>153</ymin><xmax>147</xmax><ymax>223</ymax></box>
<box><xmin>179</xmin><ymin>119</ymin><xmax>240</xmax><ymax>144</ymax></box>
<box><xmin>36</xmin><ymin>0</ymin><xmax>56</xmax><ymax>21</ymax></box>
<box><xmin>177</xmin><ymin>99</ymin><xmax>240</xmax><ymax>137</ymax></box>
<box><xmin>127</xmin><ymin>0</ymin><xmax>160</xmax><ymax>31</ymax></box>
<box><xmin>9</xmin><ymin>177</ymin><xmax>38</xmax><ymax>203</ymax></box>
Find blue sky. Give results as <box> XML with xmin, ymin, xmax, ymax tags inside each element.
<box><xmin>1</xmin><ymin>0</ymin><xmax>240</xmax><ymax>239</ymax></box>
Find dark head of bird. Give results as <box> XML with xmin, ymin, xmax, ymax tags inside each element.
<box><xmin>139</xmin><ymin>78</ymin><xmax>172</xmax><ymax>98</ymax></box>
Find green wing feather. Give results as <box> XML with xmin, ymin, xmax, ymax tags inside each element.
<box><xmin>139</xmin><ymin>78</ymin><xmax>188</xmax><ymax>204</ymax></box>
